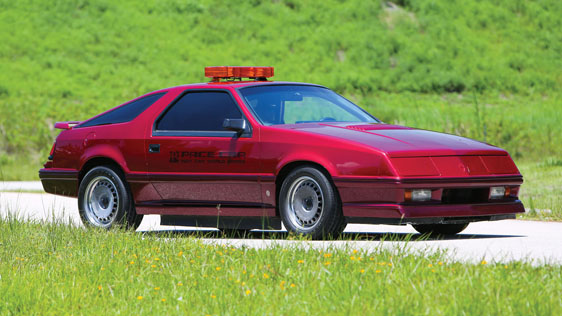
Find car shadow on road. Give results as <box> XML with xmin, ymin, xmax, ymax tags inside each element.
<box><xmin>138</xmin><ymin>229</ymin><xmax>525</xmax><ymax>242</ymax></box>
<box><xmin>341</xmin><ymin>231</ymin><xmax>526</xmax><ymax>241</ymax></box>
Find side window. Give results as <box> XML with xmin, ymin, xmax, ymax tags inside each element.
<box><xmin>80</xmin><ymin>92</ymin><xmax>165</xmax><ymax>127</ymax></box>
<box><xmin>156</xmin><ymin>91</ymin><xmax>243</xmax><ymax>131</ymax></box>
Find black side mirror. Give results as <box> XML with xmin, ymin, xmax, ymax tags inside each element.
<box><xmin>223</xmin><ymin>118</ymin><xmax>247</xmax><ymax>133</ymax></box>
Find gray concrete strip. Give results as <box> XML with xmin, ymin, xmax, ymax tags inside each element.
<box><xmin>0</xmin><ymin>181</ymin><xmax>44</xmax><ymax>192</ymax></box>
<box><xmin>0</xmin><ymin>192</ymin><xmax>161</xmax><ymax>231</ymax></box>
<box><xmin>1</xmin><ymin>192</ymin><xmax>561</xmax><ymax>265</ymax></box>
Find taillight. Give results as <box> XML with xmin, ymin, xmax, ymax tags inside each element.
<box><xmin>48</xmin><ymin>142</ymin><xmax>56</xmax><ymax>160</ymax></box>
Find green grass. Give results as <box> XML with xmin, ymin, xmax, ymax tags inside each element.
<box><xmin>0</xmin><ymin>154</ymin><xmax>42</xmax><ymax>181</ymax></box>
<box><xmin>1</xmin><ymin>219</ymin><xmax>561</xmax><ymax>315</ymax></box>
<box><xmin>518</xmin><ymin>159</ymin><xmax>562</xmax><ymax>221</ymax></box>
<box><xmin>0</xmin><ymin>0</ymin><xmax>561</xmax><ymax>158</ymax></box>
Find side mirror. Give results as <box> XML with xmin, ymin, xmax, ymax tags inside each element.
<box><xmin>223</xmin><ymin>118</ymin><xmax>247</xmax><ymax>133</ymax></box>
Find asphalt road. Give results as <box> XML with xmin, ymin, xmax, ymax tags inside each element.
<box><xmin>1</xmin><ymin>187</ymin><xmax>561</xmax><ymax>265</ymax></box>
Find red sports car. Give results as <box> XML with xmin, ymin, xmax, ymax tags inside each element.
<box><xmin>40</xmin><ymin>66</ymin><xmax>524</xmax><ymax>238</ymax></box>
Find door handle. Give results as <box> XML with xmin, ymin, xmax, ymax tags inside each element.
<box><xmin>148</xmin><ymin>144</ymin><xmax>160</xmax><ymax>153</ymax></box>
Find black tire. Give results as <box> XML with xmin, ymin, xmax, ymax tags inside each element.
<box><xmin>78</xmin><ymin>165</ymin><xmax>143</xmax><ymax>230</ymax></box>
<box><xmin>412</xmin><ymin>223</ymin><xmax>469</xmax><ymax>235</ymax></box>
<box><xmin>279</xmin><ymin>166</ymin><xmax>346</xmax><ymax>239</ymax></box>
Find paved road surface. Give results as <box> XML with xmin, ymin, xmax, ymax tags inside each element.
<box><xmin>1</xmin><ymin>190</ymin><xmax>561</xmax><ymax>265</ymax></box>
<box><xmin>0</xmin><ymin>181</ymin><xmax>43</xmax><ymax>192</ymax></box>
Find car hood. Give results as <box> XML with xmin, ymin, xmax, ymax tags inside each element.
<box><xmin>278</xmin><ymin>122</ymin><xmax>506</xmax><ymax>158</ymax></box>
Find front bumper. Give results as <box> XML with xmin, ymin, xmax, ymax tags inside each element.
<box><xmin>334</xmin><ymin>175</ymin><xmax>525</xmax><ymax>222</ymax></box>
<box><xmin>343</xmin><ymin>200</ymin><xmax>524</xmax><ymax>224</ymax></box>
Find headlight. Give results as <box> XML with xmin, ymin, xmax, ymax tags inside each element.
<box><xmin>490</xmin><ymin>186</ymin><xmax>506</xmax><ymax>199</ymax></box>
<box><xmin>405</xmin><ymin>189</ymin><xmax>432</xmax><ymax>202</ymax></box>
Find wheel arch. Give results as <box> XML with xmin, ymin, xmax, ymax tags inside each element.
<box><xmin>78</xmin><ymin>157</ymin><xmax>125</xmax><ymax>185</ymax></box>
<box><xmin>78</xmin><ymin>144</ymin><xmax>130</xmax><ymax>183</ymax></box>
<box><xmin>274</xmin><ymin>160</ymin><xmax>339</xmax><ymax>216</ymax></box>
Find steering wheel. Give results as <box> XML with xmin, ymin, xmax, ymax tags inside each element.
<box><xmin>320</xmin><ymin>117</ymin><xmax>336</xmax><ymax>122</ymax></box>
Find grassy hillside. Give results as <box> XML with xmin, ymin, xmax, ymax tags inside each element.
<box><xmin>0</xmin><ymin>0</ymin><xmax>561</xmax><ymax>176</ymax></box>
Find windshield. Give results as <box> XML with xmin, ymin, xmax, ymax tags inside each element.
<box><xmin>239</xmin><ymin>85</ymin><xmax>378</xmax><ymax>125</ymax></box>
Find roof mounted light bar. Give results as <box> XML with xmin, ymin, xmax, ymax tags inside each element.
<box><xmin>205</xmin><ymin>66</ymin><xmax>274</xmax><ymax>82</ymax></box>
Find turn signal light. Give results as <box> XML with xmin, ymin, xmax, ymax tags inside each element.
<box><xmin>205</xmin><ymin>66</ymin><xmax>274</xmax><ymax>81</ymax></box>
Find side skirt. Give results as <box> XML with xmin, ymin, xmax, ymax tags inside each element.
<box><xmin>160</xmin><ymin>215</ymin><xmax>282</xmax><ymax>230</ymax></box>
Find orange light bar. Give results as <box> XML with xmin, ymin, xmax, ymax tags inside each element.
<box><xmin>205</xmin><ymin>66</ymin><xmax>274</xmax><ymax>81</ymax></box>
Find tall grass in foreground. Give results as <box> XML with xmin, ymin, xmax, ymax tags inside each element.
<box><xmin>0</xmin><ymin>219</ymin><xmax>560</xmax><ymax>315</ymax></box>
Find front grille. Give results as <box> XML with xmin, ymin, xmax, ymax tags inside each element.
<box><xmin>441</xmin><ymin>188</ymin><xmax>490</xmax><ymax>204</ymax></box>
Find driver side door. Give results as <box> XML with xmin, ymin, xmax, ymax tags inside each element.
<box><xmin>144</xmin><ymin>89</ymin><xmax>267</xmax><ymax>216</ymax></box>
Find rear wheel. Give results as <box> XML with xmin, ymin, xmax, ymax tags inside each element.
<box><xmin>78</xmin><ymin>165</ymin><xmax>143</xmax><ymax>230</ymax></box>
<box><xmin>412</xmin><ymin>223</ymin><xmax>469</xmax><ymax>235</ymax></box>
<box><xmin>279</xmin><ymin>166</ymin><xmax>346</xmax><ymax>239</ymax></box>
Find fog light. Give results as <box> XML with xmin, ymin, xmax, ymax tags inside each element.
<box><xmin>490</xmin><ymin>186</ymin><xmax>506</xmax><ymax>199</ymax></box>
<box><xmin>407</xmin><ymin>189</ymin><xmax>432</xmax><ymax>202</ymax></box>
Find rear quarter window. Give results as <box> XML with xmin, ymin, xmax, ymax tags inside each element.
<box><xmin>79</xmin><ymin>92</ymin><xmax>165</xmax><ymax>127</ymax></box>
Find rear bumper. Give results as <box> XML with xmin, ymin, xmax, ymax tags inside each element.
<box><xmin>39</xmin><ymin>169</ymin><xmax>79</xmax><ymax>197</ymax></box>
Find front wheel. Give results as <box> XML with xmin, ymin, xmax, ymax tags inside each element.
<box><xmin>78</xmin><ymin>165</ymin><xmax>143</xmax><ymax>230</ymax></box>
<box><xmin>412</xmin><ymin>223</ymin><xmax>469</xmax><ymax>235</ymax></box>
<box><xmin>279</xmin><ymin>166</ymin><xmax>346</xmax><ymax>239</ymax></box>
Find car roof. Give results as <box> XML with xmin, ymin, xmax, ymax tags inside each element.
<box><xmin>128</xmin><ymin>81</ymin><xmax>328</xmax><ymax>106</ymax></box>
<box><xmin>159</xmin><ymin>81</ymin><xmax>326</xmax><ymax>92</ymax></box>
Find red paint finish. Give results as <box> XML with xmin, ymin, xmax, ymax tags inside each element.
<box><xmin>40</xmin><ymin>80</ymin><xmax>524</xmax><ymax>224</ymax></box>
<box><xmin>136</xmin><ymin>206</ymin><xmax>276</xmax><ymax>217</ymax></box>
<box><xmin>344</xmin><ymin>201</ymin><xmax>524</xmax><ymax>219</ymax></box>
<box><xmin>54</xmin><ymin>121</ymin><xmax>81</xmax><ymax>130</ymax></box>
<box><xmin>145</xmin><ymin>137</ymin><xmax>262</xmax><ymax>203</ymax></box>
<box><xmin>392</xmin><ymin>157</ymin><xmax>439</xmax><ymax>176</ymax></box>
